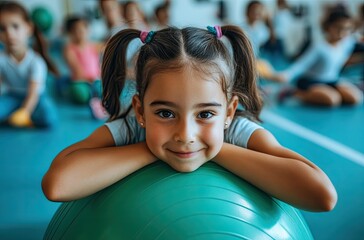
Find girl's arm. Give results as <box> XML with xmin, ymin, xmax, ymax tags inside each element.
<box><xmin>8</xmin><ymin>81</ymin><xmax>40</xmax><ymax>127</ymax></box>
<box><xmin>42</xmin><ymin>125</ymin><xmax>157</xmax><ymax>202</ymax></box>
<box><xmin>213</xmin><ymin>129</ymin><xmax>337</xmax><ymax>212</ymax></box>
<box><xmin>20</xmin><ymin>80</ymin><xmax>40</xmax><ymax>113</ymax></box>
<box><xmin>262</xmin><ymin>8</ymin><xmax>276</xmax><ymax>43</ymax></box>
<box><xmin>277</xmin><ymin>44</ymin><xmax>319</xmax><ymax>82</ymax></box>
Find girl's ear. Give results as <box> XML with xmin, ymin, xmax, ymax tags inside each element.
<box><xmin>132</xmin><ymin>94</ymin><xmax>145</xmax><ymax>127</ymax></box>
<box><xmin>225</xmin><ymin>95</ymin><xmax>238</xmax><ymax>127</ymax></box>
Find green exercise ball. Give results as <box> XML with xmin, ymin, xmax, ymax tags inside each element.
<box><xmin>44</xmin><ymin>162</ymin><xmax>313</xmax><ymax>240</ymax></box>
<box><xmin>31</xmin><ymin>7</ymin><xmax>53</xmax><ymax>33</ymax></box>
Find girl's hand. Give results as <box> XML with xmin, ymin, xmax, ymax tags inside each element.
<box><xmin>8</xmin><ymin>108</ymin><xmax>33</xmax><ymax>127</ymax></box>
<box><xmin>270</xmin><ymin>73</ymin><xmax>288</xmax><ymax>83</ymax></box>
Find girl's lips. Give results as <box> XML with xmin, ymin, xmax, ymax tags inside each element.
<box><xmin>168</xmin><ymin>149</ymin><xmax>201</xmax><ymax>159</ymax></box>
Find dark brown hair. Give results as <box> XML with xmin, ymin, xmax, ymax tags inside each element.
<box><xmin>322</xmin><ymin>7</ymin><xmax>352</xmax><ymax>32</ymax></box>
<box><xmin>0</xmin><ymin>1</ymin><xmax>59</xmax><ymax>76</ymax></box>
<box><xmin>64</xmin><ymin>15</ymin><xmax>88</xmax><ymax>34</ymax></box>
<box><xmin>102</xmin><ymin>25</ymin><xmax>263</xmax><ymax>122</ymax></box>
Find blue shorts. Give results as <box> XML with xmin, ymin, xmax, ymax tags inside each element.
<box><xmin>296</xmin><ymin>77</ymin><xmax>338</xmax><ymax>90</ymax></box>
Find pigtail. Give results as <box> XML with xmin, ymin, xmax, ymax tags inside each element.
<box><xmin>221</xmin><ymin>25</ymin><xmax>263</xmax><ymax>122</ymax></box>
<box><xmin>101</xmin><ymin>28</ymin><xmax>141</xmax><ymax>121</ymax></box>
<box><xmin>33</xmin><ymin>26</ymin><xmax>60</xmax><ymax>77</ymax></box>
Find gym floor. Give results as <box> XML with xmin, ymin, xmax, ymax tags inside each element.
<box><xmin>0</xmin><ymin>49</ymin><xmax>363</xmax><ymax>240</ymax></box>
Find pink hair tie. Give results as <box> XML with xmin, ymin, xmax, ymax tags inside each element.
<box><xmin>207</xmin><ymin>26</ymin><xmax>223</xmax><ymax>39</ymax></box>
<box><xmin>140</xmin><ymin>30</ymin><xmax>155</xmax><ymax>43</ymax></box>
<box><xmin>214</xmin><ymin>25</ymin><xmax>223</xmax><ymax>39</ymax></box>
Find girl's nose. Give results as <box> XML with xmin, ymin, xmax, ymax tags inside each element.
<box><xmin>174</xmin><ymin>119</ymin><xmax>196</xmax><ymax>144</ymax></box>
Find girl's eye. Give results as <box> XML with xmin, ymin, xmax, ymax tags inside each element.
<box><xmin>198</xmin><ymin>111</ymin><xmax>214</xmax><ymax>119</ymax></box>
<box><xmin>156</xmin><ymin>110</ymin><xmax>175</xmax><ymax>118</ymax></box>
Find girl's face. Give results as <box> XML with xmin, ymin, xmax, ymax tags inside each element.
<box><xmin>327</xmin><ymin>18</ymin><xmax>353</xmax><ymax>43</ymax></box>
<box><xmin>124</xmin><ymin>3</ymin><xmax>142</xmax><ymax>22</ymax></box>
<box><xmin>247</xmin><ymin>4</ymin><xmax>264</xmax><ymax>23</ymax></box>
<box><xmin>101</xmin><ymin>0</ymin><xmax>122</xmax><ymax>27</ymax></box>
<box><xmin>0</xmin><ymin>11</ymin><xmax>31</xmax><ymax>53</ymax></box>
<box><xmin>133</xmin><ymin>67</ymin><xmax>238</xmax><ymax>172</ymax></box>
<box><xmin>70</xmin><ymin>21</ymin><xmax>89</xmax><ymax>44</ymax></box>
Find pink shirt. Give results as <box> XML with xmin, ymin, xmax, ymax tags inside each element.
<box><xmin>68</xmin><ymin>43</ymin><xmax>101</xmax><ymax>81</ymax></box>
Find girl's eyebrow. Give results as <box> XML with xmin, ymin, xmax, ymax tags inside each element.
<box><xmin>150</xmin><ymin>101</ymin><xmax>222</xmax><ymax>108</ymax></box>
<box><xmin>194</xmin><ymin>102</ymin><xmax>222</xmax><ymax>108</ymax></box>
<box><xmin>150</xmin><ymin>101</ymin><xmax>177</xmax><ymax>107</ymax></box>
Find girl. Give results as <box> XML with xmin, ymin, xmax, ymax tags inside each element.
<box><xmin>153</xmin><ymin>0</ymin><xmax>171</xmax><ymax>30</ymax></box>
<box><xmin>0</xmin><ymin>2</ymin><xmax>58</xmax><ymax>128</ymax></box>
<box><xmin>98</xmin><ymin>0</ymin><xmax>127</xmax><ymax>39</ymax></box>
<box><xmin>240</xmin><ymin>1</ymin><xmax>281</xmax><ymax>81</ymax></box>
<box><xmin>122</xmin><ymin>1</ymin><xmax>149</xmax><ymax>30</ymax></box>
<box><xmin>276</xmin><ymin>9</ymin><xmax>363</xmax><ymax>106</ymax></box>
<box><xmin>241</xmin><ymin>1</ymin><xmax>277</xmax><ymax>57</ymax></box>
<box><xmin>42</xmin><ymin>25</ymin><xmax>337</xmax><ymax>212</ymax></box>
<box><xmin>63</xmin><ymin>15</ymin><xmax>107</xmax><ymax>120</ymax></box>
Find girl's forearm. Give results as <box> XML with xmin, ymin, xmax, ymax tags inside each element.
<box><xmin>22</xmin><ymin>81</ymin><xmax>40</xmax><ymax>113</ymax></box>
<box><xmin>42</xmin><ymin>142</ymin><xmax>157</xmax><ymax>202</ymax></box>
<box><xmin>213</xmin><ymin>143</ymin><xmax>337</xmax><ymax>212</ymax></box>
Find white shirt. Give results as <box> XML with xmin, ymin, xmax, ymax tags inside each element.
<box><xmin>0</xmin><ymin>49</ymin><xmax>47</xmax><ymax>94</ymax></box>
<box><xmin>240</xmin><ymin>21</ymin><xmax>270</xmax><ymax>56</ymax></box>
<box><xmin>283</xmin><ymin>35</ymin><xmax>356</xmax><ymax>82</ymax></box>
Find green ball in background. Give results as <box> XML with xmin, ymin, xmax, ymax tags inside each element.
<box><xmin>31</xmin><ymin>7</ymin><xmax>53</xmax><ymax>33</ymax></box>
<box><xmin>69</xmin><ymin>82</ymin><xmax>91</xmax><ymax>104</ymax></box>
<box><xmin>44</xmin><ymin>162</ymin><xmax>313</xmax><ymax>240</ymax></box>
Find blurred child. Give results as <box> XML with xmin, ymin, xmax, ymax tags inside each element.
<box><xmin>276</xmin><ymin>9</ymin><xmax>363</xmax><ymax>106</ymax></box>
<box><xmin>241</xmin><ymin>1</ymin><xmax>277</xmax><ymax>57</ymax></box>
<box><xmin>98</xmin><ymin>0</ymin><xmax>126</xmax><ymax>39</ymax></box>
<box><xmin>153</xmin><ymin>0</ymin><xmax>170</xmax><ymax>30</ymax></box>
<box><xmin>240</xmin><ymin>1</ymin><xmax>280</xmax><ymax>81</ymax></box>
<box><xmin>0</xmin><ymin>1</ymin><xmax>58</xmax><ymax>128</ymax></box>
<box><xmin>122</xmin><ymin>1</ymin><xmax>149</xmax><ymax>30</ymax></box>
<box><xmin>63</xmin><ymin>15</ymin><xmax>107</xmax><ymax>120</ymax></box>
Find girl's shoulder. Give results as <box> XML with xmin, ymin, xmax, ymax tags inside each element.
<box><xmin>104</xmin><ymin>114</ymin><xmax>146</xmax><ymax>146</ymax></box>
<box><xmin>27</xmin><ymin>49</ymin><xmax>47</xmax><ymax>66</ymax></box>
<box><xmin>224</xmin><ymin>116</ymin><xmax>263</xmax><ymax>148</ymax></box>
<box><xmin>230</xmin><ymin>116</ymin><xmax>263</xmax><ymax>131</ymax></box>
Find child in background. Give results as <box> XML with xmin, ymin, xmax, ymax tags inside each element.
<box><xmin>153</xmin><ymin>0</ymin><xmax>171</xmax><ymax>30</ymax></box>
<box><xmin>122</xmin><ymin>1</ymin><xmax>149</xmax><ymax>30</ymax></box>
<box><xmin>240</xmin><ymin>1</ymin><xmax>280</xmax><ymax>81</ymax></box>
<box><xmin>276</xmin><ymin>9</ymin><xmax>363</xmax><ymax>106</ymax></box>
<box><xmin>98</xmin><ymin>0</ymin><xmax>126</xmax><ymax>39</ymax></box>
<box><xmin>63</xmin><ymin>15</ymin><xmax>107</xmax><ymax>120</ymax></box>
<box><xmin>42</xmin><ymin>25</ymin><xmax>337</xmax><ymax>213</ymax></box>
<box><xmin>0</xmin><ymin>1</ymin><xmax>58</xmax><ymax>128</ymax></box>
<box><xmin>241</xmin><ymin>1</ymin><xmax>277</xmax><ymax>56</ymax></box>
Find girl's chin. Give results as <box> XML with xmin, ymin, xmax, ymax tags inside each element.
<box><xmin>162</xmin><ymin>159</ymin><xmax>207</xmax><ymax>173</ymax></box>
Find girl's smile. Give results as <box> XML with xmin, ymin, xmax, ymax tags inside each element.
<box><xmin>167</xmin><ymin>148</ymin><xmax>205</xmax><ymax>159</ymax></box>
